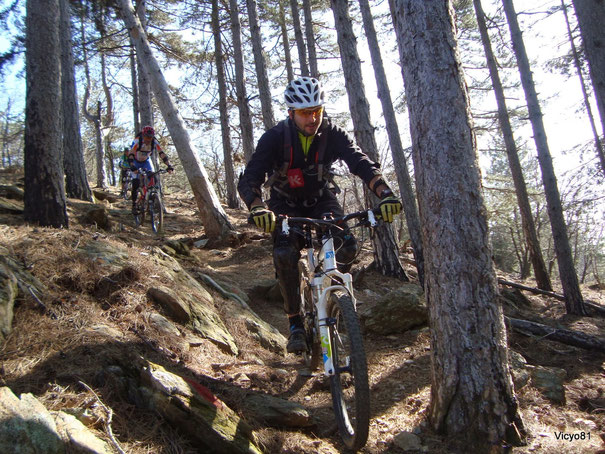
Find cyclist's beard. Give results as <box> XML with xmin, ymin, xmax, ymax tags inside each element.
<box><xmin>296</xmin><ymin>119</ymin><xmax>321</xmax><ymax>137</ymax></box>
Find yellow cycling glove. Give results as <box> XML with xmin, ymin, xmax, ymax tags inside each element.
<box><xmin>250</xmin><ymin>206</ymin><xmax>276</xmax><ymax>233</ymax></box>
<box><xmin>379</xmin><ymin>195</ymin><xmax>402</xmax><ymax>223</ymax></box>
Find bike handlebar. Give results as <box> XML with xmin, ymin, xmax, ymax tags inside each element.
<box><xmin>278</xmin><ymin>208</ymin><xmax>382</xmax><ymax>235</ymax></box>
<box><xmin>136</xmin><ymin>168</ymin><xmax>169</xmax><ymax>177</ymax></box>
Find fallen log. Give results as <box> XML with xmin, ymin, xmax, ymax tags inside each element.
<box><xmin>498</xmin><ymin>278</ymin><xmax>605</xmax><ymax>317</ymax></box>
<box><xmin>506</xmin><ymin>316</ymin><xmax>605</xmax><ymax>353</ymax></box>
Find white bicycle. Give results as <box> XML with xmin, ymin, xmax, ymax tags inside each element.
<box><xmin>279</xmin><ymin>208</ymin><xmax>381</xmax><ymax>451</ymax></box>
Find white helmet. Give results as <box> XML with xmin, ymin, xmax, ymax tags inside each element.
<box><xmin>284</xmin><ymin>77</ymin><xmax>325</xmax><ymax>109</ymax></box>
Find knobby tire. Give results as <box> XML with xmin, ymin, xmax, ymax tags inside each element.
<box><xmin>150</xmin><ymin>192</ymin><xmax>164</xmax><ymax>234</ymax></box>
<box><xmin>298</xmin><ymin>260</ymin><xmax>321</xmax><ymax>371</ymax></box>
<box><xmin>327</xmin><ymin>292</ymin><xmax>370</xmax><ymax>451</ymax></box>
<box><xmin>133</xmin><ymin>189</ymin><xmax>146</xmax><ymax>227</ymax></box>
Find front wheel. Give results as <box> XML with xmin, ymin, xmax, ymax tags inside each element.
<box><xmin>328</xmin><ymin>292</ymin><xmax>370</xmax><ymax>451</ymax></box>
<box><xmin>133</xmin><ymin>189</ymin><xmax>146</xmax><ymax>227</ymax></box>
<box><xmin>298</xmin><ymin>260</ymin><xmax>321</xmax><ymax>371</ymax></box>
<box><xmin>149</xmin><ymin>192</ymin><xmax>164</xmax><ymax>234</ymax></box>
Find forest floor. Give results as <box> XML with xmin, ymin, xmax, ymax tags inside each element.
<box><xmin>1</xmin><ymin>168</ymin><xmax>605</xmax><ymax>453</ymax></box>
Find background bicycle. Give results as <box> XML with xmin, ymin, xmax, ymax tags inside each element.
<box><xmin>132</xmin><ymin>168</ymin><xmax>167</xmax><ymax>233</ymax></box>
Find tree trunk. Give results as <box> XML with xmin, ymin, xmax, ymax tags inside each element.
<box><xmin>302</xmin><ymin>0</ymin><xmax>319</xmax><ymax>78</ymax></box>
<box><xmin>289</xmin><ymin>0</ymin><xmax>309</xmax><ymax>77</ymax></box>
<box><xmin>393</xmin><ymin>1</ymin><xmax>526</xmax><ymax>450</ymax></box>
<box><xmin>136</xmin><ymin>0</ymin><xmax>153</xmax><ymax>128</ymax></box>
<box><xmin>24</xmin><ymin>0</ymin><xmax>68</xmax><ymax>228</ymax></box>
<box><xmin>330</xmin><ymin>0</ymin><xmax>407</xmax><ymax>281</ymax></box>
<box><xmin>502</xmin><ymin>0</ymin><xmax>586</xmax><ymax>315</ymax></box>
<box><xmin>100</xmin><ymin>51</ymin><xmax>116</xmax><ymax>186</ymax></box>
<box><xmin>129</xmin><ymin>37</ymin><xmax>140</xmax><ymax>134</ymax></box>
<box><xmin>359</xmin><ymin>0</ymin><xmax>424</xmax><ymax>287</ymax></box>
<box><xmin>119</xmin><ymin>0</ymin><xmax>235</xmax><ymax>240</ymax></box>
<box><xmin>279</xmin><ymin>1</ymin><xmax>294</xmax><ymax>82</ymax></box>
<box><xmin>79</xmin><ymin>11</ymin><xmax>105</xmax><ymax>189</ymax></box>
<box><xmin>59</xmin><ymin>0</ymin><xmax>92</xmax><ymax>202</ymax></box>
<box><xmin>246</xmin><ymin>0</ymin><xmax>276</xmax><ymax>130</ymax></box>
<box><xmin>213</xmin><ymin>0</ymin><xmax>239</xmax><ymax>209</ymax></box>
<box><xmin>228</xmin><ymin>0</ymin><xmax>255</xmax><ymax>163</ymax></box>
<box><xmin>572</xmin><ymin>0</ymin><xmax>605</xmax><ymax>145</ymax></box>
<box><xmin>562</xmin><ymin>0</ymin><xmax>605</xmax><ymax>177</ymax></box>
<box><xmin>473</xmin><ymin>0</ymin><xmax>551</xmax><ymax>291</ymax></box>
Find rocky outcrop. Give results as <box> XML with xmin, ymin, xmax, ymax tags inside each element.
<box><xmin>0</xmin><ymin>245</ymin><xmax>47</xmax><ymax>344</ymax></box>
<box><xmin>139</xmin><ymin>360</ymin><xmax>263</xmax><ymax>454</ymax></box>
<box><xmin>360</xmin><ymin>284</ymin><xmax>427</xmax><ymax>335</ymax></box>
<box><xmin>0</xmin><ymin>387</ymin><xmax>113</xmax><ymax>454</ymax></box>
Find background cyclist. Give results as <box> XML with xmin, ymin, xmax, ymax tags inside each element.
<box><xmin>128</xmin><ymin>125</ymin><xmax>174</xmax><ymax>213</ymax></box>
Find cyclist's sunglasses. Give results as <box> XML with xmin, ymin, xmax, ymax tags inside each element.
<box><xmin>295</xmin><ymin>106</ymin><xmax>324</xmax><ymax>116</ymax></box>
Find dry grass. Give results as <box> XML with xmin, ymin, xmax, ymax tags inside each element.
<box><xmin>1</xmin><ymin>167</ymin><xmax>605</xmax><ymax>453</ymax></box>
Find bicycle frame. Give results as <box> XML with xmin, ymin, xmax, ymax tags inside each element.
<box><xmin>281</xmin><ymin>210</ymin><xmax>378</xmax><ymax>377</ymax></box>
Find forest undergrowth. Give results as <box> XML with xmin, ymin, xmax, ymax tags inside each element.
<box><xmin>1</xmin><ymin>168</ymin><xmax>605</xmax><ymax>453</ymax></box>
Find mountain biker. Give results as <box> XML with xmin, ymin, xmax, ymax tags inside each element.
<box><xmin>128</xmin><ymin>125</ymin><xmax>174</xmax><ymax>213</ymax></box>
<box><xmin>118</xmin><ymin>147</ymin><xmax>131</xmax><ymax>199</ymax></box>
<box><xmin>237</xmin><ymin>76</ymin><xmax>402</xmax><ymax>354</ymax></box>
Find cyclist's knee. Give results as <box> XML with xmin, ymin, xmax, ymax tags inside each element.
<box><xmin>273</xmin><ymin>244</ymin><xmax>299</xmax><ymax>269</ymax></box>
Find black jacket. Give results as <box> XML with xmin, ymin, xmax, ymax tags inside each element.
<box><xmin>238</xmin><ymin>117</ymin><xmax>382</xmax><ymax>209</ymax></box>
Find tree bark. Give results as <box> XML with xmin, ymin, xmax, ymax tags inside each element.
<box><xmin>59</xmin><ymin>0</ymin><xmax>92</xmax><ymax>202</ymax></box>
<box><xmin>473</xmin><ymin>0</ymin><xmax>551</xmax><ymax>291</ymax></box>
<box><xmin>213</xmin><ymin>0</ymin><xmax>239</xmax><ymax>209</ymax></box>
<box><xmin>502</xmin><ymin>0</ymin><xmax>586</xmax><ymax>315</ymax></box>
<box><xmin>302</xmin><ymin>0</ymin><xmax>319</xmax><ymax>78</ymax></box>
<box><xmin>246</xmin><ymin>0</ymin><xmax>276</xmax><ymax>130</ymax></box>
<box><xmin>119</xmin><ymin>0</ymin><xmax>235</xmax><ymax>240</ymax></box>
<box><xmin>393</xmin><ymin>0</ymin><xmax>525</xmax><ymax>450</ymax></box>
<box><xmin>136</xmin><ymin>0</ymin><xmax>153</xmax><ymax>128</ymax></box>
<box><xmin>129</xmin><ymin>36</ymin><xmax>140</xmax><ymax>134</ymax></box>
<box><xmin>572</xmin><ymin>0</ymin><xmax>605</xmax><ymax>146</ymax></box>
<box><xmin>330</xmin><ymin>0</ymin><xmax>407</xmax><ymax>281</ymax></box>
<box><xmin>358</xmin><ymin>0</ymin><xmax>424</xmax><ymax>287</ymax></box>
<box><xmin>289</xmin><ymin>0</ymin><xmax>309</xmax><ymax>77</ymax></box>
<box><xmin>79</xmin><ymin>10</ymin><xmax>105</xmax><ymax>189</ymax></box>
<box><xmin>279</xmin><ymin>1</ymin><xmax>294</xmax><ymax>82</ymax></box>
<box><xmin>228</xmin><ymin>0</ymin><xmax>255</xmax><ymax>163</ymax></box>
<box><xmin>24</xmin><ymin>0</ymin><xmax>68</xmax><ymax>228</ymax></box>
<box><xmin>562</xmin><ymin>0</ymin><xmax>605</xmax><ymax>177</ymax></box>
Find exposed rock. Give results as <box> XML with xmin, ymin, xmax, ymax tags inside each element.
<box><xmin>148</xmin><ymin>312</ymin><xmax>181</xmax><ymax>336</ymax></box>
<box><xmin>0</xmin><ymin>245</ymin><xmax>47</xmax><ymax>296</ymax></box>
<box><xmin>0</xmin><ymin>184</ymin><xmax>24</xmax><ymax>200</ymax></box>
<box><xmin>77</xmin><ymin>241</ymin><xmax>130</xmax><ymax>270</ymax></box>
<box><xmin>197</xmin><ymin>272</ymin><xmax>285</xmax><ymax>354</ymax></box>
<box><xmin>243</xmin><ymin>393</ymin><xmax>313</xmax><ymax>427</ymax></box>
<box><xmin>508</xmin><ymin>350</ymin><xmax>531</xmax><ymax>390</ymax></box>
<box><xmin>83</xmin><ymin>207</ymin><xmax>112</xmax><ymax>231</ymax></box>
<box><xmin>0</xmin><ymin>387</ymin><xmax>112</xmax><ymax>454</ymax></box>
<box><xmin>92</xmin><ymin>189</ymin><xmax>120</xmax><ymax>204</ymax></box>
<box><xmin>360</xmin><ymin>284</ymin><xmax>427</xmax><ymax>335</ymax></box>
<box><xmin>147</xmin><ymin>285</ymin><xmax>238</xmax><ymax>355</ymax></box>
<box><xmin>139</xmin><ymin>360</ymin><xmax>263</xmax><ymax>454</ymax></box>
<box><xmin>0</xmin><ymin>262</ymin><xmax>18</xmax><ymax>342</ymax></box>
<box><xmin>162</xmin><ymin>239</ymin><xmax>191</xmax><ymax>257</ymax></box>
<box><xmin>393</xmin><ymin>431</ymin><xmax>422</xmax><ymax>451</ymax></box>
<box><xmin>0</xmin><ymin>196</ymin><xmax>23</xmax><ymax>213</ymax></box>
<box><xmin>527</xmin><ymin>364</ymin><xmax>567</xmax><ymax>404</ymax></box>
<box><xmin>0</xmin><ymin>246</ymin><xmax>46</xmax><ymax>344</ymax></box>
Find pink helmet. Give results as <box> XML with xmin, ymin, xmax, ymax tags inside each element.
<box><xmin>142</xmin><ymin>125</ymin><xmax>155</xmax><ymax>137</ymax></box>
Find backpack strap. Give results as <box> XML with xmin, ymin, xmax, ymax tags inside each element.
<box><xmin>264</xmin><ymin>119</ymin><xmax>291</xmax><ymax>188</ymax></box>
<box><xmin>315</xmin><ymin>118</ymin><xmax>329</xmax><ymax>182</ymax></box>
